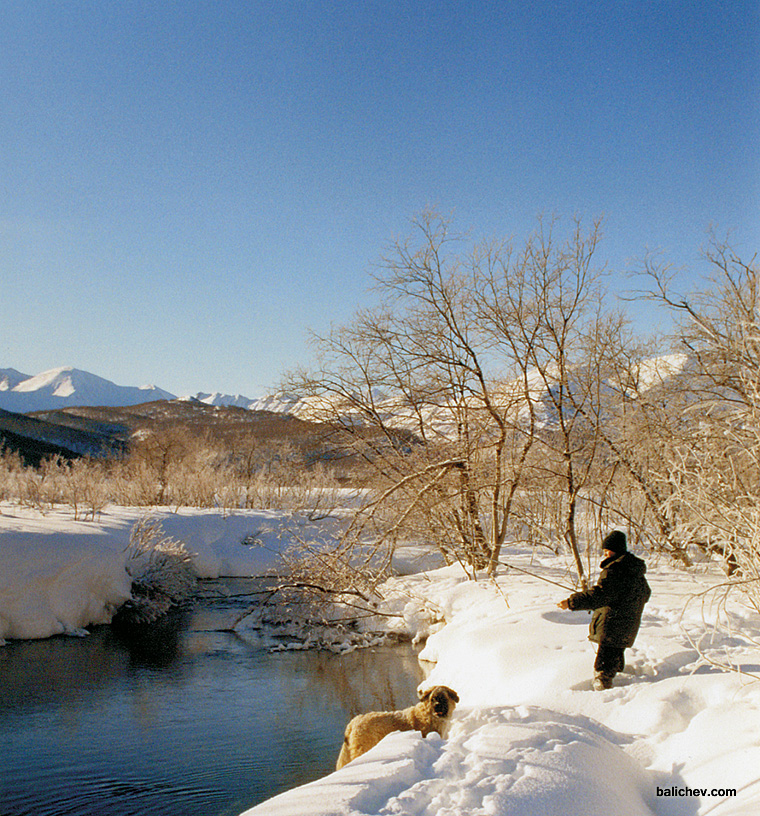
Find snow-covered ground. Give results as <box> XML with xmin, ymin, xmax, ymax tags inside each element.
<box><xmin>242</xmin><ymin>556</ymin><xmax>760</xmax><ymax>816</ymax></box>
<box><xmin>1</xmin><ymin>502</ymin><xmax>759</xmax><ymax>815</ymax></box>
<box><xmin>0</xmin><ymin>503</ymin><xmax>330</xmax><ymax>641</ymax></box>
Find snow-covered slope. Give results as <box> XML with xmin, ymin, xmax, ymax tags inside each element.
<box><xmin>0</xmin><ymin>367</ymin><xmax>177</xmax><ymax>413</ymax></box>
<box><xmin>0</xmin><ymin>506</ymin><xmax>296</xmax><ymax>641</ymax></box>
<box><xmin>248</xmin><ymin>392</ymin><xmax>305</xmax><ymax>414</ymax></box>
<box><xmin>186</xmin><ymin>392</ymin><xmax>259</xmax><ymax>409</ymax></box>
<box><xmin>1</xmin><ymin>365</ymin><xmax>266</xmax><ymax>414</ymax></box>
<box><xmin>242</xmin><ymin>553</ymin><xmax>760</xmax><ymax>816</ymax></box>
<box><xmin>247</xmin><ymin>354</ymin><xmax>694</xmax><ymax>436</ymax></box>
<box><xmin>1</xmin><ymin>353</ymin><xmax>693</xmax><ymax>425</ymax></box>
<box><xmin>0</xmin><ymin>368</ymin><xmax>31</xmax><ymax>392</ymax></box>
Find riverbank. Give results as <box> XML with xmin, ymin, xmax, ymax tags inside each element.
<box><xmin>0</xmin><ymin>580</ymin><xmax>424</xmax><ymax>815</ymax></box>
<box><xmin>0</xmin><ymin>502</ymin><xmax>356</xmax><ymax>642</ymax></box>
<box><xmin>244</xmin><ymin>557</ymin><xmax>760</xmax><ymax>816</ymax></box>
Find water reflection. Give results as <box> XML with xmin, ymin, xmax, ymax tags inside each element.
<box><xmin>0</xmin><ymin>578</ymin><xmax>425</xmax><ymax>816</ymax></box>
<box><xmin>300</xmin><ymin>645</ymin><xmax>427</xmax><ymax>717</ymax></box>
<box><xmin>0</xmin><ymin>629</ymin><xmax>130</xmax><ymax>712</ymax></box>
<box><xmin>111</xmin><ymin>608</ymin><xmax>189</xmax><ymax>668</ymax></box>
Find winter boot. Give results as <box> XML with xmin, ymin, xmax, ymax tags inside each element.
<box><xmin>593</xmin><ymin>671</ymin><xmax>614</xmax><ymax>691</ymax></box>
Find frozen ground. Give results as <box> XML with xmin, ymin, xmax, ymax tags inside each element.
<box><xmin>1</xmin><ymin>502</ymin><xmax>759</xmax><ymax>815</ymax></box>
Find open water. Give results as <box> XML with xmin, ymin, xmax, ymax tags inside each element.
<box><xmin>0</xmin><ymin>578</ymin><xmax>424</xmax><ymax>816</ymax></box>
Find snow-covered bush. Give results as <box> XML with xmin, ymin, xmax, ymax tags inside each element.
<box><xmin>117</xmin><ymin>518</ymin><xmax>196</xmax><ymax>624</ymax></box>
<box><xmin>231</xmin><ymin>514</ymin><xmax>421</xmax><ymax>652</ymax></box>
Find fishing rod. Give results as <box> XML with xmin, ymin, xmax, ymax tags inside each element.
<box><xmin>496</xmin><ymin>559</ymin><xmax>576</xmax><ymax>592</ymax></box>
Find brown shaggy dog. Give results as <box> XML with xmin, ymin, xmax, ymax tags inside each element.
<box><xmin>336</xmin><ymin>685</ymin><xmax>459</xmax><ymax>769</ymax></box>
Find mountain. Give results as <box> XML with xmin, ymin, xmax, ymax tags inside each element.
<box><xmin>0</xmin><ymin>368</ymin><xmax>31</xmax><ymax>392</ymax></box>
<box><xmin>0</xmin><ymin>367</ymin><xmax>177</xmax><ymax>414</ymax></box>
<box><xmin>1</xmin><ymin>354</ymin><xmax>692</xmax><ymax>428</ymax></box>
<box><xmin>247</xmin><ymin>392</ymin><xmax>305</xmax><ymax>414</ymax></box>
<box><xmin>245</xmin><ymin>354</ymin><xmax>694</xmax><ymax>436</ymax></box>
<box><xmin>183</xmin><ymin>392</ymin><xmax>259</xmax><ymax>410</ymax></box>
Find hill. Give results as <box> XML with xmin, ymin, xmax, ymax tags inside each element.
<box><xmin>26</xmin><ymin>399</ymin><xmax>349</xmax><ymax>470</ymax></box>
<box><xmin>0</xmin><ymin>407</ymin><xmax>125</xmax><ymax>465</ymax></box>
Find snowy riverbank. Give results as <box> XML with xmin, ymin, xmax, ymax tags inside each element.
<box><xmin>244</xmin><ymin>558</ymin><xmax>760</xmax><ymax>815</ymax></box>
<box><xmin>0</xmin><ymin>503</ymin><xmax>349</xmax><ymax>642</ymax></box>
<box><xmin>2</xmin><ymin>503</ymin><xmax>759</xmax><ymax>815</ymax></box>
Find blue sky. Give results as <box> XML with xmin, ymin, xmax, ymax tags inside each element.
<box><xmin>2</xmin><ymin>1</ymin><xmax>758</xmax><ymax>398</ymax></box>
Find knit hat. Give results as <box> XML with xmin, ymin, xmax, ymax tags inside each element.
<box><xmin>602</xmin><ymin>530</ymin><xmax>627</xmax><ymax>554</ymax></box>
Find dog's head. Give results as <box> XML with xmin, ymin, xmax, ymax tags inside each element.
<box><xmin>418</xmin><ymin>685</ymin><xmax>459</xmax><ymax>718</ymax></box>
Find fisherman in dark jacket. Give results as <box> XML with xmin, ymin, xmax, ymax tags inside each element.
<box><xmin>558</xmin><ymin>530</ymin><xmax>651</xmax><ymax>690</ymax></box>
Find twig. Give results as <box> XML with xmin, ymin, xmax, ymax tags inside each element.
<box><xmin>489</xmin><ymin>574</ymin><xmax>510</xmax><ymax>608</ymax></box>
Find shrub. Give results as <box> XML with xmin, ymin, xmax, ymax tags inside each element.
<box><xmin>118</xmin><ymin>519</ymin><xmax>197</xmax><ymax>624</ymax></box>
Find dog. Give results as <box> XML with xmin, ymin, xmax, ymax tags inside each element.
<box><xmin>336</xmin><ymin>685</ymin><xmax>459</xmax><ymax>769</ymax></box>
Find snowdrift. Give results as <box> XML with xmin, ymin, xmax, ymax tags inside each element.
<box><xmin>0</xmin><ymin>505</ymin><xmax>308</xmax><ymax>642</ymax></box>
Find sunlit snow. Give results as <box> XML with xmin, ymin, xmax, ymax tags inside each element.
<box><xmin>1</xmin><ymin>502</ymin><xmax>758</xmax><ymax>816</ymax></box>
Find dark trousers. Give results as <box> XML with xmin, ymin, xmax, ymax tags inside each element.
<box><xmin>594</xmin><ymin>644</ymin><xmax>625</xmax><ymax>678</ymax></box>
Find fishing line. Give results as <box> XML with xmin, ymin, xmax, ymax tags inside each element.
<box><xmin>496</xmin><ymin>559</ymin><xmax>576</xmax><ymax>592</ymax></box>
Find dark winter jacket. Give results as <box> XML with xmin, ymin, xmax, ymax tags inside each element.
<box><xmin>567</xmin><ymin>552</ymin><xmax>651</xmax><ymax>648</ymax></box>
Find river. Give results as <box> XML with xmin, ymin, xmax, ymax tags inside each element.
<box><xmin>0</xmin><ymin>578</ymin><xmax>425</xmax><ymax>816</ymax></box>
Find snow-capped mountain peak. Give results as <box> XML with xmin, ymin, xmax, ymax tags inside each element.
<box><xmin>0</xmin><ymin>368</ymin><xmax>31</xmax><ymax>392</ymax></box>
<box><xmin>0</xmin><ymin>366</ymin><xmax>178</xmax><ymax>413</ymax></box>
<box><xmin>189</xmin><ymin>392</ymin><xmax>260</xmax><ymax>409</ymax></box>
<box><xmin>12</xmin><ymin>366</ymin><xmax>84</xmax><ymax>397</ymax></box>
<box><xmin>1</xmin><ymin>365</ymin><xmax>272</xmax><ymax>414</ymax></box>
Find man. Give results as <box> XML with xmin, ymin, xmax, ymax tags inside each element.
<box><xmin>558</xmin><ymin>530</ymin><xmax>651</xmax><ymax>690</ymax></box>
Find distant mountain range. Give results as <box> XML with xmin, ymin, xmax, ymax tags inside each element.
<box><xmin>0</xmin><ymin>354</ymin><xmax>690</xmax><ymax>427</ymax></box>
<box><xmin>0</xmin><ymin>366</ymin><xmax>271</xmax><ymax>414</ymax></box>
<box><xmin>0</xmin><ymin>366</ymin><xmax>330</xmax><ymax>465</ymax></box>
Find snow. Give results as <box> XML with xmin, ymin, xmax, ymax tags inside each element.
<box><xmin>190</xmin><ymin>391</ymin><xmax>260</xmax><ymax>409</ymax></box>
<box><xmin>0</xmin><ymin>363</ymin><xmax>260</xmax><ymax>412</ymax></box>
<box><xmin>2</xmin><ymin>502</ymin><xmax>759</xmax><ymax>816</ymax></box>
<box><xmin>0</xmin><ymin>354</ymin><xmax>695</xmax><ymax>430</ymax></box>
<box><xmin>241</xmin><ymin>557</ymin><xmax>760</xmax><ymax>816</ymax></box>
<box><xmin>0</xmin><ymin>367</ymin><xmax>32</xmax><ymax>391</ymax></box>
<box><xmin>0</xmin><ymin>366</ymin><xmax>177</xmax><ymax>412</ymax></box>
<box><xmin>0</xmin><ymin>504</ymin><xmax>317</xmax><ymax>641</ymax></box>
<box><xmin>248</xmin><ymin>392</ymin><xmax>308</xmax><ymax>414</ymax></box>
<box><xmin>631</xmin><ymin>352</ymin><xmax>690</xmax><ymax>393</ymax></box>
<box><xmin>243</xmin><ymin>355</ymin><xmax>696</xmax><ymax>438</ymax></box>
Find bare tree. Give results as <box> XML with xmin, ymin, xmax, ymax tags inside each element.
<box><xmin>481</xmin><ymin>216</ymin><xmax>608</xmax><ymax>587</ymax></box>
<box><xmin>289</xmin><ymin>212</ymin><xmax>619</xmax><ymax>586</ymax></box>
<box><xmin>639</xmin><ymin>239</ymin><xmax>760</xmax><ymax>602</ymax></box>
